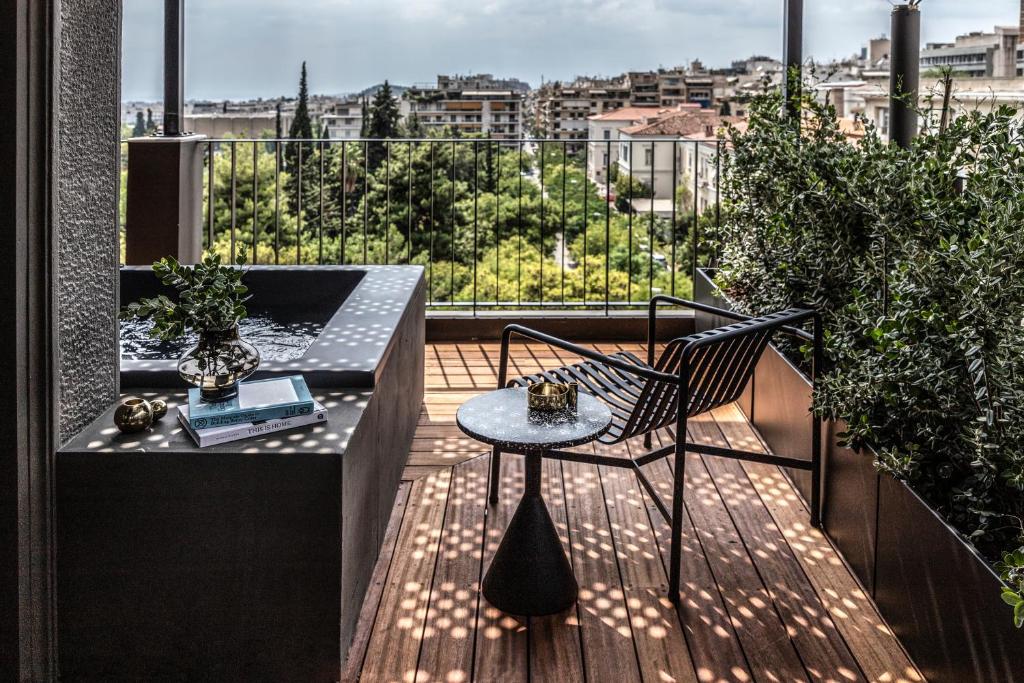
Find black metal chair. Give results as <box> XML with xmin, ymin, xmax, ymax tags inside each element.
<box><xmin>490</xmin><ymin>296</ymin><xmax>823</xmax><ymax>600</ymax></box>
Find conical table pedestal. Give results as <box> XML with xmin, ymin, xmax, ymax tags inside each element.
<box><xmin>482</xmin><ymin>452</ymin><xmax>578</xmax><ymax>616</ymax></box>
<box><xmin>456</xmin><ymin>388</ymin><xmax>612</xmax><ymax>617</ymax></box>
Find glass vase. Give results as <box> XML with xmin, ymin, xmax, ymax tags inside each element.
<box><xmin>177</xmin><ymin>325</ymin><xmax>260</xmax><ymax>402</ymax></box>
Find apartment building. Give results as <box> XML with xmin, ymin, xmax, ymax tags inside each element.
<box><xmin>616</xmin><ymin>110</ymin><xmax>737</xmax><ymax>202</ymax></box>
<box><xmin>586</xmin><ymin>104</ymin><xmax>701</xmax><ymax>186</ymax></box>
<box><xmin>533</xmin><ymin>77</ymin><xmax>632</xmax><ymax>140</ymax></box>
<box><xmin>680</xmin><ymin>119</ymin><xmax>747</xmax><ymax>215</ymax></box>
<box><xmin>855</xmin><ymin>76</ymin><xmax>1024</xmax><ymax>140</ymax></box>
<box><xmin>184</xmin><ymin>111</ymin><xmax>294</xmax><ymax>138</ymax></box>
<box><xmin>535</xmin><ymin>69</ymin><xmax>726</xmax><ymax>140</ymax></box>
<box><xmin>920</xmin><ymin>26</ymin><xmax>1022</xmax><ymax>78</ymax></box>
<box><xmin>321</xmin><ymin>98</ymin><xmax>364</xmax><ymax>140</ymax></box>
<box><xmin>628</xmin><ymin>71</ymin><xmax>660</xmax><ymax>106</ymax></box>
<box><xmin>402</xmin><ymin>74</ymin><xmax>528</xmax><ymax>139</ymax></box>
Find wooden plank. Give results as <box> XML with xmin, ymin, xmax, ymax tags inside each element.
<box><xmin>690</xmin><ymin>413</ymin><xmax>863</xmax><ymax>682</ymax></box>
<box><xmin>473</xmin><ymin>452</ymin><xmax>529</xmax><ymax>682</ymax></box>
<box><xmin>562</xmin><ymin>458</ymin><xmax>643</xmax><ymax>683</ymax></box>
<box><xmin>710</xmin><ymin>404</ymin><xmax>924</xmax><ymax>683</ymax></box>
<box><xmin>341</xmin><ymin>482</ymin><xmax>411</xmax><ymax>683</ymax></box>
<box><xmin>402</xmin><ymin>465</ymin><xmax>448</xmax><ymax>481</ymax></box>
<box><xmin>597</xmin><ymin>445</ymin><xmax>699</xmax><ymax>683</ymax></box>
<box><xmin>634</xmin><ymin>430</ymin><xmax>759</xmax><ymax>683</ymax></box>
<box><xmin>660</xmin><ymin>427</ymin><xmax>809</xmax><ymax>683</ymax></box>
<box><xmin>529</xmin><ymin>458</ymin><xmax>586</xmax><ymax>683</ymax></box>
<box><xmin>360</xmin><ymin>469</ymin><xmax>452</xmax><ymax>683</ymax></box>
<box><xmin>416</xmin><ymin>456</ymin><xmax>490</xmax><ymax>683</ymax></box>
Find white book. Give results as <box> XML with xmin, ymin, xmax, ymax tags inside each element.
<box><xmin>177</xmin><ymin>401</ymin><xmax>329</xmax><ymax>448</ymax></box>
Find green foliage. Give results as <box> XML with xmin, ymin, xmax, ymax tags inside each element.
<box><xmin>286</xmin><ymin>62</ymin><xmax>314</xmax><ymax>170</ymax></box>
<box><xmin>121</xmin><ymin>250</ymin><xmax>250</xmax><ymax>340</ymax></box>
<box><xmin>614</xmin><ymin>174</ymin><xmax>653</xmax><ymax>212</ymax></box>
<box><xmin>132</xmin><ymin>111</ymin><xmax>146</xmax><ymax>138</ymax></box>
<box><xmin>142</xmin><ymin>132</ymin><xmax>697</xmax><ymax>309</ymax></box>
<box><xmin>367</xmin><ymin>81</ymin><xmax>402</xmax><ymax>169</ymax></box>
<box><xmin>998</xmin><ymin>547</ymin><xmax>1024</xmax><ymax>627</ymax></box>
<box><xmin>711</xmin><ymin>86</ymin><xmax>1024</xmax><ymax>625</ymax></box>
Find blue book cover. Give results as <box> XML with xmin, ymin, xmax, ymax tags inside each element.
<box><xmin>187</xmin><ymin>375</ymin><xmax>315</xmax><ymax>430</ymax></box>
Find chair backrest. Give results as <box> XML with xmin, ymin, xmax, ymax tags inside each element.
<box><xmin>618</xmin><ymin>308</ymin><xmax>809</xmax><ymax>440</ymax></box>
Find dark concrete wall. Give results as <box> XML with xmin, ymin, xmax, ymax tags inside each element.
<box><xmin>56</xmin><ymin>0</ymin><xmax>121</xmax><ymax>442</ymax></box>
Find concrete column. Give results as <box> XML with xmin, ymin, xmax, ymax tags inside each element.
<box><xmin>124</xmin><ymin>134</ymin><xmax>207</xmax><ymax>265</ymax></box>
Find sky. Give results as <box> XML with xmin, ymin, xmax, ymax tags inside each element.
<box><xmin>121</xmin><ymin>0</ymin><xmax>1023</xmax><ymax>102</ymax></box>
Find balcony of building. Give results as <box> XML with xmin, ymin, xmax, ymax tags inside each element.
<box><xmin>11</xmin><ymin>2</ymin><xmax>1024</xmax><ymax>682</ymax></box>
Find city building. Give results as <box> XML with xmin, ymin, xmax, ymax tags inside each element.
<box><xmin>616</xmin><ymin>110</ymin><xmax>737</xmax><ymax>202</ymax></box>
<box><xmin>183</xmin><ymin>111</ymin><xmax>291</xmax><ymax>138</ymax></box>
<box><xmin>321</xmin><ymin>98</ymin><xmax>364</xmax><ymax>140</ymax></box>
<box><xmin>586</xmin><ymin>104</ymin><xmax>701</xmax><ymax>186</ymax></box>
<box><xmin>920</xmin><ymin>26</ymin><xmax>1022</xmax><ymax>78</ymax></box>
<box><xmin>402</xmin><ymin>74</ymin><xmax>528</xmax><ymax>139</ymax></box>
<box><xmin>532</xmin><ymin>77</ymin><xmax>632</xmax><ymax>139</ymax></box>
<box><xmin>534</xmin><ymin>68</ymin><xmax>730</xmax><ymax>140</ymax></box>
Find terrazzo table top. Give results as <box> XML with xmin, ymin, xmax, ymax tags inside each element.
<box><xmin>456</xmin><ymin>387</ymin><xmax>611</xmax><ymax>453</ymax></box>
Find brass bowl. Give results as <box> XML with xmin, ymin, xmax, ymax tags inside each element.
<box><xmin>113</xmin><ymin>397</ymin><xmax>168</xmax><ymax>434</ymax></box>
<box><xmin>527</xmin><ymin>382</ymin><xmax>578</xmax><ymax>412</ymax></box>
<box><xmin>114</xmin><ymin>397</ymin><xmax>155</xmax><ymax>434</ymax></box>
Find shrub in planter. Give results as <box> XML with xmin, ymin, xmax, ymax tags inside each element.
<box><xmin>710</xmin><ymin>87</ymin><xmax>1024</xmax><ymax>624</ymax></box>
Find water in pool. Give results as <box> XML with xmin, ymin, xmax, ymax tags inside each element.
<box><xmin>120</xmin><ymin>316</ymin><xmax>324</xmax><ymax>362</ymax></box>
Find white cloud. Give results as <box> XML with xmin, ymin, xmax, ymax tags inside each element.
<box><xmin>121</xmin><ymin>0</ymin><xmax>1022</xmax><ymax>100</ymax></box>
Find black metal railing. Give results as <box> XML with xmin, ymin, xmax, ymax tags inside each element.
<box><xmin>159</xmin><ymin>136</ymin><xmax>723</xmax><ymax>313</ymax></box>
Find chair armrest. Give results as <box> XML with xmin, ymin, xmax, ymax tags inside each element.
<box><xmin>499</xmin><ymin>324</ymin><xmax>677</xmax><ymax>389</ymax></box>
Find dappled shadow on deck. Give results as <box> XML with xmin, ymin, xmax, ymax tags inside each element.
<box><xmin>347</xmin><ymin>343</ymin><xmax>923</xmax><ymax>683</ymax></box>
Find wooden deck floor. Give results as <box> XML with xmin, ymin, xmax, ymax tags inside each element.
<box><xmin>344</xmin><ymin>342</ymin><xmax>924</xmax><ymax>683</ymax></box>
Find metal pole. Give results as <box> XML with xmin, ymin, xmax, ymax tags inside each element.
<box><xmin>782</xmin><ymin>0</ymin><xmax>804</xmax><ymax>126</ymax></box>
<box><xmin>163</xmin><ymin>0</ymin><xmax>184</xmax><ymax>136</ymax></box>
<box><xmin>890</xmin><ymin>3</ymin><xmax>921</xmax><ymax>149</ymax></box>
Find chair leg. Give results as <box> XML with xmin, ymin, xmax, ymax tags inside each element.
<box><xmin>643</xmin><ymin>433</ymin><xmax>652</xmax><ymax>449</ymax></box>
<box><xmin>810</xmin><ymin>414</ymin><xmax>822</xmax><ymax>528</ymax></box>
<box><xmin>489</xmin><ymin>446</ymin><xmax>503</xmax><ymax>505</ymax></box>
<box><xmin>668</xmin><ymin>422</ymin><xmax>687</xmax><ymax>601</ymax></box>
<box><xmin>810</xmin><ymin>435</ymin><xmax>822</xmax><ymax>528</ymax></box>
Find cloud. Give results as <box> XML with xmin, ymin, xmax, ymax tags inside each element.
<box><xmin>121</xmin><ymin>0</ymin><xmax>1021</xmax><ymax>101</ymax></box>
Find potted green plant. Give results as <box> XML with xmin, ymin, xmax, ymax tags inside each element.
<box><xmin>121</xmin><ymin>250</ymin><xmax>259</xmax><ymax>402</ymax></box>
<box><xmin>701</xmin><ymin>87</ymin><xmax>1024</xmax><ymax>679</ymax></box>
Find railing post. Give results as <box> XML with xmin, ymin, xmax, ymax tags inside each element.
<box><xmin>124</xmin><ymin>135</ymin><xmax>207</xmax><ymax>264</ymax></box>
<box><xmin>890</xmin><ymin>3</ymin><xmax>921</xmax><ymax>149</ymax></box>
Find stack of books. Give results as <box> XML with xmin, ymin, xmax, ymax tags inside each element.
<box><xmin>177</xmin><ymin>375</ymin><xmax>328</xmax><ymax>448</ymax></box>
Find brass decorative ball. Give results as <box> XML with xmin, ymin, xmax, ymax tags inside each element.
<box><xmin>150</xmin><ymin>399</ymin><xmax>168</xmax><ymax>422</ymax></box>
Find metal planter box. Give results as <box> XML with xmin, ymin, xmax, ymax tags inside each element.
<box><xmin>694</xmin><ymin>268</ymin><xmax>1024</xmax><ymax>682</ymax></box>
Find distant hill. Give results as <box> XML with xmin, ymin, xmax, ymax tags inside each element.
<box><xmin>359</xmin><ymin>83</ymin><xmax>409</xmax><ymax>98</ymax></box>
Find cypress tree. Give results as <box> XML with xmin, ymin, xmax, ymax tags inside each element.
<box><xmin>145</xmin><ymin>108</ymin><xmax>156</xmax><ymax>132</ymax></box>
<box><xmin>133</xmin><ymin>111</ymin><xmax>146</xmax><ymax>137</ymax></box>
<box><xmin>286</xmin><ymin>61</ymin><xmax>314</xmax><ymax>170</ymax></box>
<box><xmin>367</xmin><ymin>81</ymin><xmax>400</xmax><ymax>168</ymax></box>
<box><xmin>405</xmin><ymin>112</ymin><xmax>424</xmax><ymax>139</ymax></box>
<box><xmin>275</xmin><ymin>101</ymin><xmax>283</xmax><ymax>140</ymax></box>
<box><xmin>367</xmin><ymin>81</ymin><xmax>400</xmax><ymax>139</ymax></box>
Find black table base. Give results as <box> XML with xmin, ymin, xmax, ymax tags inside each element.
<box><xmin>482</xmin><ymin>452</ymin><xmax>578</xmax><ymax>616</ymax></box>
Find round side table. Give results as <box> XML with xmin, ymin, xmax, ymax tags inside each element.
<box><xmin>457</xmin><ymin>388</ymin><xmax>612</xmax><ymax>616</ymax></box>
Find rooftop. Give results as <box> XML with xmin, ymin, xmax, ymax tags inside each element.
<box><xmin>620</xmin><ymin>110</ymin><xmax>738</xmax><ymax>137</ymax></box>
<box><xmin>588</xmin><ymin>104</ymin><xmax>701</xmax><ymax>122</ymax></box>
